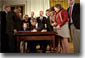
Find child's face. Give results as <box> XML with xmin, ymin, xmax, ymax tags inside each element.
<box><xmin>54</xmin><ymin>7</ymin><xmax>60</xmax><ymax>12</ymax></box>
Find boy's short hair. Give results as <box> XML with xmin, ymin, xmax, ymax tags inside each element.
<box><xmin>24</xmin><ymin>15</ymin><xmax>28</xmax><ymax>18</ymax></box>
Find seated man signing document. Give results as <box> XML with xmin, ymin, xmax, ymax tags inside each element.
<box><xmin>30</xmin><ymin>18</ymin><xmax>47</xmax><ymax>32</ymax></box>
<box><xmin>25</xmin><ymin>18</ymin><xmax>48</xmax><ymax>53</ymax></box>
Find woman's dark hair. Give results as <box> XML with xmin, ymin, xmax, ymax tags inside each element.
<box><xmin>50</xmin><ymin>6</ymin><xmax>55</xmax><ymax>11</ymax></box>
<box><xmin>54</xmin><ymin>4</ymin><xmax>63</xmax><ymax>10</ymax></box>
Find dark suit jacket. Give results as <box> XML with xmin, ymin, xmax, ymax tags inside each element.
<box><xmin>37</xmin><ymin>16</ymin><xmax>46</xmax><ymax>25</ymax></box>
<box><xmin>30</xmin><ymin>23</ymin><xmax>45</xmax><ymax>32</ymax></box>
<box><xmin>0</xmin><ymin>11</ymin><xmax>7</xmax><ymax>34</ymax></box>
<box><xmin>67</xmin><ymin>3</ymin><xmax>80</xmax><ymax>29</ymax></box>
<box><xmin>28</xmin><ymin>17</ymin><xmax>32</xmax><ymax>27</ymax></box>
<box><xmin>46</xmin><ymin>17</ymin><xmax>53</xmax><ymax>31</ymax></box>
<box><xmin>6</xmin><ymin>11</ymin><xmax>22</xmax><ymax>35</ymax></box>
<box><xmin>0</xmin><ymin>11</ymin><xmax>9</xmax><ymax>52</ymax></box>
<box><xmin>0</xmin><ymin>11</ymin><xmax>7</xmax><ymax>40</ymax></box>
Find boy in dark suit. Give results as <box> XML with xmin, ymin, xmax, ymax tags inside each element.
<box><xmin>37</xmin><ymin>11</ymin><xmax>47</xmax><ymax>29</ymax></box>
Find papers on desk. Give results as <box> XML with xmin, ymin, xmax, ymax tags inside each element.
<box><xmin>18</xmin><ymin>31</ymin><xmax>31</xmax><ymax>32</ymax></box>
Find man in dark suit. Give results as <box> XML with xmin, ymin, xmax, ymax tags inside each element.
<box><xmin>6</xmin><ymin>11</ymin><xmax>16</xmax><ymax>52</ymax></box>
<box><xmin>46</xmin><ymin>9</ymin><xmax>53</xmax><ymax>32</ymax></box>
<box><xmin>0</xmin><ymin>6</ymin><xmax>11</xmax><ymax>53</ymax></box>
<box><xmin>67</xmin><ymin>0</ymin><xmax>80</xmax><ymax>53</ymax></box>
<box><xmin>67</xmin><ymin>0</ymin><xmax>80</xmax><ymax>29</ymax></box>
<box><xmin>37</xmin><ymin>11</ymin><xmax>47</xmax><ymax>28</ymax></box>
<box><xmin>27</xmin><ymin>18</ymin><xmax>47</xmax><ymax>53</ymax></box>
<box><xmin>6</xmin><ymin>7</ymin><xmax>22</xmax><ymax>52</ymax></box>
<box><xmin>30</xmin><ymin>18</ymin><xmax>46</xmax><ymax>32</ymax></box>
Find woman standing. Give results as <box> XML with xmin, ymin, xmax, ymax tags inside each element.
<box><xmin>54</xmin><ymin>4</ymin><xmax>70</xmax><ymax>53</ymax></box>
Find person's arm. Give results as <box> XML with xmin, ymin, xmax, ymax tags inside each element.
<box><xmin>60</xmin><ymin>10</ymin><xmax>68</xmax><ymax>27</ymax></box>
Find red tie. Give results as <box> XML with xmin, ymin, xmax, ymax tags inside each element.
<box><xmin>69</xmin><ymin>7</ymin><xmax>72</xmax><ymax>20</ymax></box>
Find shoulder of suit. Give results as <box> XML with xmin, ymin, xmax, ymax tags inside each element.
<box><xmin>74</xmin><ymin>3</ymin><xmax>80</xmax><ymax>7</ymax></box>
<box><xmin>74</xmin><ymin>3</ymin><xmax>80</xmax><ymax>5</ymax></box>
<box><xmin>28</xmin><ymin>17</ymin><xmax>31</xmax><ymax>20</ymax></box>
<box><xmin>0</xmin><ymin>11</ymin><xmax>6</xmax><ymax>14</ymax></box>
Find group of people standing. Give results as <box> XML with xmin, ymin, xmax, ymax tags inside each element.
<box><xmin>53</xmin><ymin>0</ymin><xmax>80</xmax><ymax>53</ymax></box>
<box><xmin>0</xmin><ymin>0</ymin><xmax>80</xmax><ymax>53</ymax></box>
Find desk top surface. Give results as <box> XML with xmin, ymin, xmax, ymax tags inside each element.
<box><xmin>15</xmin><ymin>32</ymin><xmax>56</xmax><ymax>36</ymax></box>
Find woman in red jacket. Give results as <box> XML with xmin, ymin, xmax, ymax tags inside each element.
<box><xmin>54</xmin><ymin>4</ymin><xmax>70</xmax><ymax>53</ymax></box>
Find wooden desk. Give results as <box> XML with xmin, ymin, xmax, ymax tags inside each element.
<box><xmin>15</xmin><ymin>32</ymin><xmax>56</xmax><ymax>53</ymax></box>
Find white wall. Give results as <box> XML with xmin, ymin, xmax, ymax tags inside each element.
<box><xmin>3</xmin><ymin>0</ymin><xmax>50</xmax><ymax>17</ymax></box>
<box><xmin>30</xmin><ymin>0</ymin><xmax>50</xmax><ymax>17</ymax></box>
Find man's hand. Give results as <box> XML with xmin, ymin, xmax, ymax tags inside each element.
<box><xmin>14</xmin><ymin>29</ymin><xmax>17</xmax><ymax>35</ymax></box>
<box><xmin>32</xmin><ymin>29</ymin><xmax>37</xmax><ymax>32</ymax></box>
<box><xmin>56</xmin><ymin>25</ymin><xmax>61</xmax><ymax>30</ymax></box>
<box><xmin>41</xmin><ymin>29</ymin><xmax>47</xmax><ymax>32</ymax></box>
<box><xmin>53</xmin><ymin>25</ymin><xmax>61</xmax><ymax>31</ymax></box>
